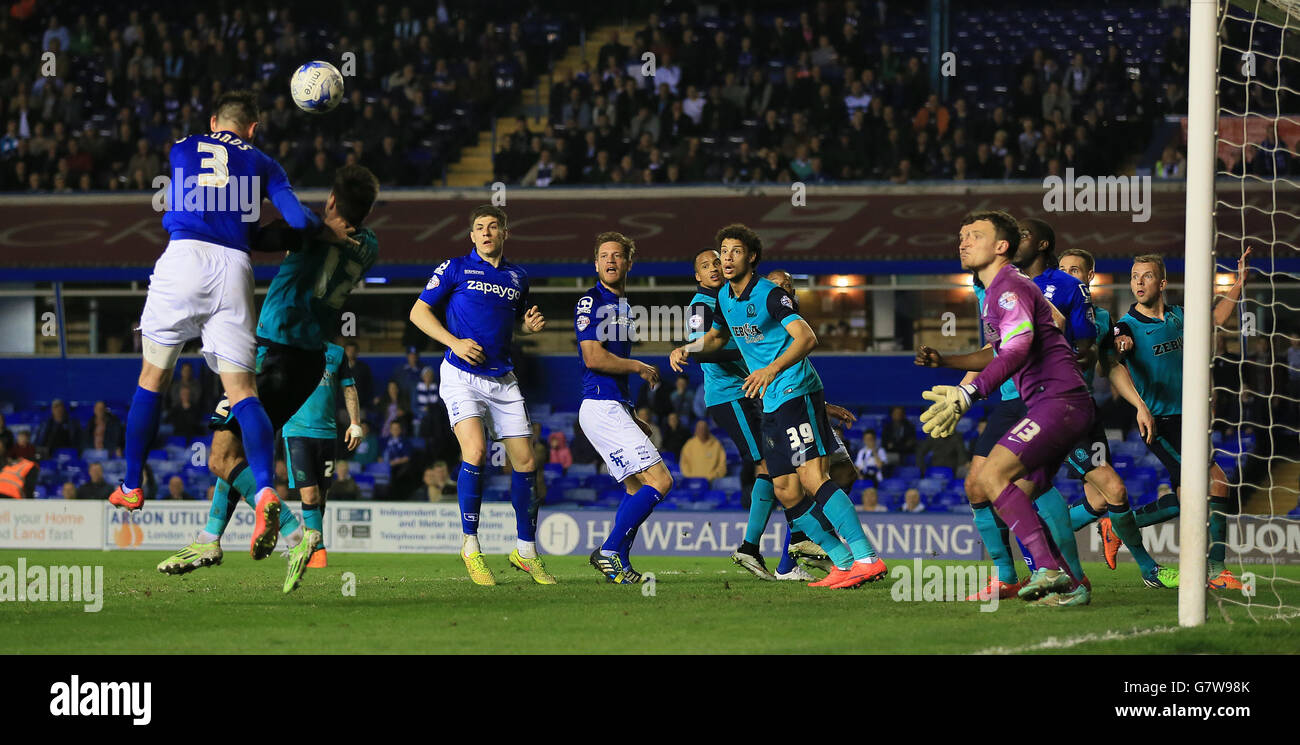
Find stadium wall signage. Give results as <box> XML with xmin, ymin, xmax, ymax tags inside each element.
<box><xmin>0</xmin><ymin>500</ymin><xmax>1296</xmax><ymax>565</ymax></box>
<box><xmin>1</xmin><ymin>184</ymin><xmax>1288</xmax><ymax>268</ymax></box>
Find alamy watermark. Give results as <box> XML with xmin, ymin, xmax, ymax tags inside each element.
<box><xmin>576</xmin><ymin>297</ymin><xmax>708</xmax><ymax>343</ymax></box>
<box><xmin>0</xmin><ymin>558</ymin><xmax>103</xmax><ymax>612</ymax></box>
<box><xmin>1042</xmin><ymin>168</ymin><xmax>1151</xmax><ymax>223</ymax></box>
<box><xmin>889</xmin><ymin>558</ymin><xmax>999</xmax><ymax>612</ymax></box>
<box><xmin>50</xmin><ymin>675</ymin><xmax>151</xmax><ymax>725</ymax></box>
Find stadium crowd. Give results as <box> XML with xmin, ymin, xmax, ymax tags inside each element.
<box><xmin>2</xmin><ymin>1</ymin><xmax>1269</xmax><ymax>195</ymax></box>
<box><xmin>0</xmin><ymin>1</ymin><xmax>566</xmax><ymax>192</ymax></box>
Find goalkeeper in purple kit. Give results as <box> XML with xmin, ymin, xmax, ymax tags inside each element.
<box><xmin>920</xmin><ymin>211</ymin><xmax>1093</xmax><ymax>606</ymax></box>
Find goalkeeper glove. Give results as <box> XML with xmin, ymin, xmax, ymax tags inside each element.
<box><xmin>920</xmin><ymin>384</ymin><xmax>977</xmax><ymax>438</ymax></box>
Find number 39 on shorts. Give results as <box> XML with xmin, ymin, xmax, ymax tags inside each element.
<box><xmin>1009</xmin><ymin>418</ymin><xmax>1041</xmax><ymax>443</ymax></box>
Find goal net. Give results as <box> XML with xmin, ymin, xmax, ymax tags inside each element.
<box><xmin>1184</xmin><ymin>0</ymin><xmax>1300</xmax><ymax>624</ymax></box>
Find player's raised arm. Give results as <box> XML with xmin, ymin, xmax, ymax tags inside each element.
<box><xmin>263</xmin><ymin>157</ymin><xmax>324</xmax><ymax>234</ymax></box>
<box><xmin>1212</xmin><ymin>245</ymin><xmax>1251</xmax><ymax>327</ymax></box>
<box><xmin>679</xmin><ymin>301</ymin><xmax>742</xmax><ymax>365</ymax></box>
<box><xmin>671</xmin><ymin>325</ymin><xmax>727</xmax><ymax>371</ymax></box>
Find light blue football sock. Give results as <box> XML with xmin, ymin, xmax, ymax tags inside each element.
<box><xmin>1035</xmin><ymin>487</ymin><xmax>1085</xmax><ymax>581</ymax></box>
<box><xmin>1108</xmin><ymin>502</ymin><xmax>1157</xmax><ymax>576</ymax></box>
<box><xmin>813</xmin><ymin>481</ymin><xmax>878</xmax><ymax>561</ymax></box>
<box><xmin>786</xmin><ymin>497</ymin><xmax>853</xmax><ymax>570</ymax></box>
<box><xmin>1070</xmin><ymin>499</ymin><xmax>1104</xmax><ymax>532</ymax></box>
<box><xmin>743</xmin><ymin>474</ymin><xmax>776</xmax><ymax>546</ymax></box>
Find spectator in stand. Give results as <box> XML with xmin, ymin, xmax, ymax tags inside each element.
<box><xmin>414</xmin><ymin>365</ymin><xmax>440</xmax><ymax>417</ymax></box>
<box><xmin>85</xmin><ymin>400</ymin><xmax>124</xmax><ymax>456</ymax></box>
<box><xmin>166</xmin><ymin>385</ymin><xmax>206</xmax><ymax>439</ymax></box>
<box><xmin>12</xmin><ymin>430</ymin><xmax>37</xmax><ymax>462</ymax></box>
<box><xmin>669</xmin><ymin>375</ymin><xmax>695</xmax><ymax>420</ymax></box>
<box><xmin>34</xmin><ymin>399</ymin><xmax>82</xmax><ymax>458</ymax></box>
<box><xmin>570</xmin><ymin>421</ymin><xmax>601</xmax><ymax>466</ymax></box>
<box><xmin>547</xmin><ymin>431</ymin><xmax>573</xmax><ymax>470</ymax></box>
<box><xmin>1155</xmin><ymin>146</ymin><xmax>1186</xmax><ymax>179</ymax></box>
<box><xmin>882</xmin><ymin>406</ymin><xmax>917</xmax><ymax>463</ymax></box>
<box><xmin>343</xmin><ymin>342</ymin><xmax>374</xmax><ymax>408</ymax></box>
<box><xmin>167</xmin><ymin>361</ymin><xmax>202</xmax><ymax>409</ymax></box>
<box><xmin>166</xmin><ymin>475</ymin><xmax>190</xmax><ymax>500</ymax></box>
<box><xmin>390</xmin><ymin>347</ymin><xmax>422</xmax><ymax>410</ymax></box>
<box><xmin>0</xmin><ymin>431</ymin><xmax>37</xmax><ymax>499</ymax></box>
<box><xmin>384</xmin><ymin>419</ymin><xmax>417</xmax><ymax>499</ymax></box>
<box><xmin>378</xmin><ymin>380</ymin><xmax>413</xmax><ymax>435</ymax></box>
<box><xmin>635</xmin><ymin>406</ymin><xmax>663</xmax><ymax>449</ymax></box>
<box><xmin>901</xmin><ymin>487</ymin><xmax>926</xmax><ymax>513</ymax></box>
<box><xmin>679</xmin><ymin>419</ymin><xmax>726</xmax><ymax>482</ymax></box>
<box><xmin>416</xmin><ymin>460</ymin><xmax>457</xmax><ymax>502</ymax></box>
<box><xmin>859</xmin><ymin>486</ymin><xmax>888</xmax><ymax>512</ymax></box>
<box><xmin>692</xmin><ymin>383</ymin><xmax>708</xmax><ymax>420</ymax></box>
<box><xmin>854</xmin><ymin>430</ymin><xmax>887</xmax><ymax>484</ymax></box>
<box><xmin>352</xmin><ymin>420</ymin><xmax>381</xmax><ymax>468</ymax></box>
<box><xmin>917</xmin><ymin>428</ymin><xmax>970</xmax><ymax>474</ymax></box>
<box><xmin>76</xmin><ymin>461</ymin><xmax>114</xmax><ymax>500</ymax></box>
<box><xmin>660</xmin><ymin>411</ymin><xmax>691</xmax><ymax>457</ymax></box>
<box><xmin>61</xmin><ymin>481</ymin><xmax>78</xmax><ymax>499</ymax></box>
<box><xmin>328</xmin><ymin>460</ymin><xmax>362</xmax><ymax>500</ymax></box>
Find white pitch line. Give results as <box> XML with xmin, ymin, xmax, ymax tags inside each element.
<box><xmin>972</xmin><ymin>625</ymin><xmax>1184</xmax><ymax>655</ymax></box>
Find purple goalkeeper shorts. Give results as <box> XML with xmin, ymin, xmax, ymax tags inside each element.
<box><xmin>995</xmin><ymin>390</ymin><xmax>1095</xmax><ymax>484</ymax></box>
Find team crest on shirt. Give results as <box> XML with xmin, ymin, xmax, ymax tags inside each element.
<box><xmin>1044</xmin><ymin>284</ymin><xmax>1057</xmax><ymax>301</ymax></box>
<box><xmin>425</xmin><ymin>275</ymin><xmax>440</xmax><ymax>290</ymax></box>
<box><xmin>507</xmin><ymin>271</ymin><xmax>519</xmax><ymax>286</ymax></box>
<box><xmin>998</xmin><ymin>291</ymin><xmax>1018</xmax><ymax>311</ymax></box>
<box><xmin>689</xmin><ymin>312</ymin><xmax>704</xmax><ymax>330</ymax></box>
<box><xmin>577</xmin><ymin>296</ymin><xmax>593</xmax><ymax>313</ymax></box>
<box><xmin>746</xmin><ymin>304</ymin><xmax>757</xmax><ymax>317</ymax></box>
<box><xmin>780</xmin><ymin>295</ymin><xmax>793</xmax><ymax>310</ymax></box>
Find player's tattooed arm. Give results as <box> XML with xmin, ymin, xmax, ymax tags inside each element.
<box><xmin>343</xmin><ymin>384</ymin><xmax>363</xmax><ymax>451</ymax></box>
<box><xmin>409</xmin><ymin>299</ymin><xmax>485</xmax><ymax>365</ymax></box>
<box><xmin>580</xmin><ymin>340</ymin><xmax>659</xmax><ymax>385</ymax></box>
<box><xmin>1107</xmin><ymin>362</ymin><xmax>1155</xmax><ymax>443</ymax></box>
<box><xmin>744</xmin><ymin>318</ymin><xmax>816</xmax><ymax>399</ymax></box>
<box><xmin>915</xmin><ymin>343</ymin><xmax>994</xmax><ymax>371</ymax></box>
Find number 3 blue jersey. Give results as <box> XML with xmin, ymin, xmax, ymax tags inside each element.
<box><xmin>161</xmin><ymin>130</ymin><xmax>322</xmax><ymax>251</ymax></box>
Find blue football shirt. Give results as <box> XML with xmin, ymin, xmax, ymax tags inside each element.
<box><xmin>161</xmin><ymin>130</ymin><xmax>321</xmax><ymax>251</ymax></box>
<box><xmin>417</xmin><ymin>250</ymin><xmax>530</xmax><ymax>377</ymax></box>
<box><xmin>576</xmin><ymin>283</ymin><xmax>635</xmax><ymax>403</ymax></box>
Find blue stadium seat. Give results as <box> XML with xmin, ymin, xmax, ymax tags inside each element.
<box><xmin>54</xmin><ymin>448</ymin><xmax>79</xmax><ymax>463</ymax></box>
<box><xmin>566</xmin><ymin>488</ymin><xmax>597</xmax><ymax>504</ymax></box>
<box><xmin>895</xmin><ymin>465</ymin><xmax>922</xmax><ymax>482</ymax></box>
<box><xmin>917</xmin><ymin>478</ymin><xmax>945</xmax><ymax>498</ymax></box>
<box><xmin>879</xmin><ymin>478</ymin><xmax>907</xmax><ymax>497</ymax></box>
<box><xmin>567</xmin><ymin>463</ymin><xmax>597</xmax><ymax>479</ymax></box>
<box><xmin>713</xmin><ymin>476</ymin><xmax>741</xmax><ymax>493</ymax></box>
<box><xmin>81</xmin><ymin>448</ymin><xmax>108</xmax><ymax>462</ymax></box>
<box><xmin>681</xmin><ymin>477</ymin><xmax>710</xmax><ymax>494</ymax></box>
<box><xmin>543</xmin><ymin>463</ymin><xmax>564</xmax><ymax>482</ymax></box>
<box><xmin>924</xmin><ymin>466</ymin><xmax>954</xmax><ymax>482</ymax></box>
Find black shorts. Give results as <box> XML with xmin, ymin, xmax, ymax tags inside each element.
<box><xmin>210</xmin><ymin>341</ymin><xmax>325</xmax><ymax>435</ymax></box>
<box><xmin>1147</xmin><ymin>414</ymin><xmax>1184</xmax><ymax>488</ymax></box>
<box><xmin>284</xmin><ymin>435</ymin><xmax>336</xmax><ymax>491</ymax></box>
<box><xmin>972</xmin><ymin>397</ymin><xmax>1030</xmax><ymax>458</ymax></box>
<box><xmin>1064</xmin><ymin>401</ymin><xmax>1111</xmax><ymax>479</ymax></box>
<box><xmin>760</xmin><ymin>390</ymin><xmax>836</xmax><ymax>478</ymax></box>
<box><xmin>708</xmin><ymin>397</ymin><xmax>763</xmax><ymax>465</ymax></box>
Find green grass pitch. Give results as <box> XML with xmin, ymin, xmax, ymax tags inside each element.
<box><xmin>2</xmin><ymin>551</ymin><xmax>1298</xmax><ymax>654</ymax></box>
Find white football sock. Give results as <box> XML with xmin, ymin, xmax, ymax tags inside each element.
<box><xmin>196</xmin><ymin>531</ymin><xmax>220</xmax><ymax>544</ymax></box>
<box><xmin>517</xmin><ymin>540</ymin><xmax>536</xmax><ymax>558</ymax></box>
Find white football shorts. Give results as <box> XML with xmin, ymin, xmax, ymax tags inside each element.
<box><xmin>578</xmin><ymin>399</ymin><xmax>663</xmax><ymax>483</ymax></box>
<box><xmin>138</xmin><ymin>239</ymin><xmax>256</xmax><ymax>373</ymax></box>
<box><xmin>439</xmin><ymin>358</ymin><xmax>532</xmax><ymax>440</ymax></box>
